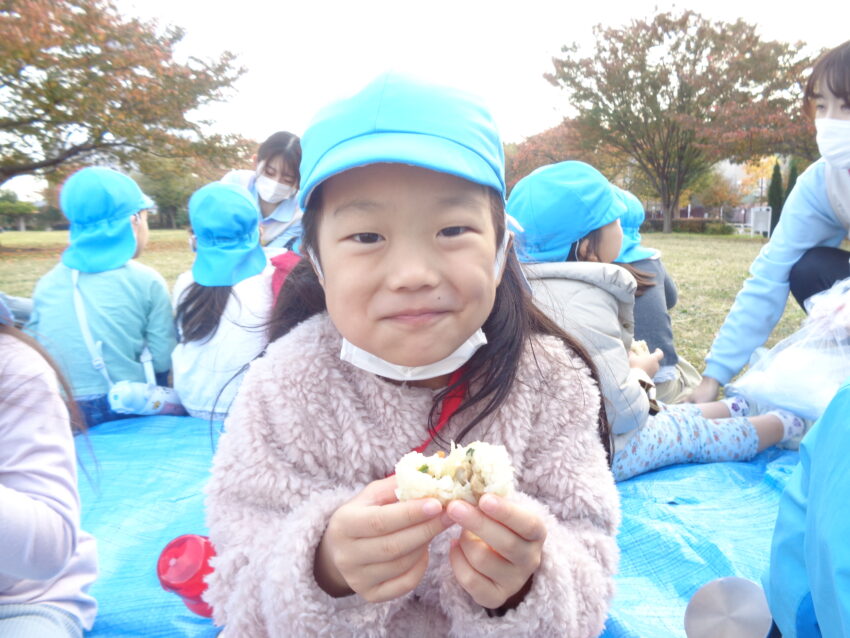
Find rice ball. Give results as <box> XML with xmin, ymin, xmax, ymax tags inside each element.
<box><xmin>394</xmin><ymin>441</ymin><xmax>515</xmax><ymax>505</ymax></box>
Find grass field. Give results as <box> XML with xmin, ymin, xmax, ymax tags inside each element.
<box><xmin>0</xmin><ymin>229</ymin><xmax>807</xmax><ymax>370</ymax></box>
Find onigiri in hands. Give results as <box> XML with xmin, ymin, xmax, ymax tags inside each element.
<box><xmin>394</xmin><ymin>441</ymin><xmax>515</xmax><ymax>505</ymax></box>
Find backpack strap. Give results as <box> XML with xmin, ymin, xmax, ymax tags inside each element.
<box><xmin>71</xmin><ymin>269</ymin><xmax>114</xmax><ymax>388</ymax></box>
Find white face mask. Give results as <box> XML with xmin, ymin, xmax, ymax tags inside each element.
<box><xmin>323</xmin><ymin>227</ymin><xmax>512</xmax><ymax>382</ymax></box>
<box><xmin>255</xmin><ymin>174</ymin><xmax>296</xmax><ymax>204</ymax></box>
<box><xmin>340</xmin><ymin>329</ymin><xmax>488</xmax><ymax>382</ymax></box>
<box><xmin>816</xmin><ymin>118</ymin><xmax>850</xmax><ymax>170</ymax></box>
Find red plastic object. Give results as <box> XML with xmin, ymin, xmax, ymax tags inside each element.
<box><xmin>157</xmin><ymin>534</ymin><xmax>216</xmax><ymax>617</ymax></box>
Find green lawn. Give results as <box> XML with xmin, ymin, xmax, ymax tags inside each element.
<box><xmin>0</xmin><ymin>229</ymin><xmax>807</xmax><ymax>372</ymax></box>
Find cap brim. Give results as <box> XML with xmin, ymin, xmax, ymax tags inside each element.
<box><xmin>299</xmin><ymin>132</ymin><xmax>504</xmax><ymax>209</ymax></box>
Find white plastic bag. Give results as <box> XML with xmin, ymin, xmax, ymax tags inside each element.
<box><xmin>726</xmin><ymin>277</ymin><xmax>850</xmax><ymax>420</ymax></box>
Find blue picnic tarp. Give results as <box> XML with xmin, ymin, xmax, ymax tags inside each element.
<box><xmin>76</xmin><ymin>415</ymin><xmax>798</xmax><ymax>637</ymax></box>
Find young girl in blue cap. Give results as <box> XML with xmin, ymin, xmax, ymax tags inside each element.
<box><xmin>507</xmin><ymin>160</ymin><xmax>808</xmax><ymax>481</ymax></box>
<box><xmin>27</xmin><ymin>167</ymin><xmax>176</xmax><ymax>426</ymax></box>
<box><xmin>613</xmin><ymin>187</ymin><xmax>700</xmax><ymax>404</ymax></box>
<box><xmin>204</xmin><ymin>74</ymin><xmax>620</xmax><ymax>637</ymax></box>
<box><xmin>172</xmin><ymin>182</ymin><xmax>272</xmax><ymax>420</ymax></box>
<box><xmin>0</xmin><ymin>299</ymin><xmax>97</xmax><ymax>637</ymax></box>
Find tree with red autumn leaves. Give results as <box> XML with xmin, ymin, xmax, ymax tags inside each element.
<box><xmin>547</xmin><ymin>10</ymin><xmax>814</xmax><ymax>232</ymax></box>
<box><xmin>0</xmin><ymin>0</ymin><xmax>247</xmax><ymax>187</ymax></box>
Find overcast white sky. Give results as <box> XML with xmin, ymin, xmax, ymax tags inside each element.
<box><xmin>6</xmin><ymin>0</ymin><xmax>849</xmax><ymax>199</ymax></box>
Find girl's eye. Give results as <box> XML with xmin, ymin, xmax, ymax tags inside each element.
<box><xmin>350</xmin><ymin>232</ymin><xmax>382</xmax><ymax>244</ymax></box>
<box><xmin>439</xmin><ymin>226</ymin><xmax>470</xmax><ymax>237</ymax></box>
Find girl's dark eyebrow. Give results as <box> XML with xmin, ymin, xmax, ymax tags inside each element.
<box><xmin>332</xmin><ymin>199</ymin><xmax>385</xmax><ymax>216</ymax></box>
<box><xmin>437</xmin><ymin>194</ymin><xmax>486</xmax><ymax>210</ymax></box>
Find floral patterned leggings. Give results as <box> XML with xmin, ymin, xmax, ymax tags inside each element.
<box><xmin>612</xmin><ymin>402</ymin><xmax>759</xmax><ymax>482</ymax></box>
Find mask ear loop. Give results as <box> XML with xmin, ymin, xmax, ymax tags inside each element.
<box><xmin>306</xmin><ymin>247</ymin><xmax>325</xmax><ymax>283</ymax></box>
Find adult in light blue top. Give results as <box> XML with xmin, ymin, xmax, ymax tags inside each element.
<box><xmin>220</xmin><ymin>131</ymin><xmax>303</xmax><ymax>253</ymax></box>
<box><xmin>764</xmin><ymin>376</ymin><xmax>850</xmax><ymax>638</ymax></box>
<box><xmin>690</xmin><ymin>41</ymin><xmax>850</xmax><ymax>402</ymax></box>
<box><xmin>26</xmin><ymin>167</ymin><xmax>176</xmax><ymax>426</ymax></box>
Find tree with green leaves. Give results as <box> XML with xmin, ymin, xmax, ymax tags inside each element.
<box><xmin>0</xmin><ymin>0</ymin><xmax>247</xmax><ymax>187</ymax></box>
<box><xmin>767</xmin><ymin>163</ymin><xmax>784</xmax><ymax>233</ymax></box>
<box><xmin>547</xmin><ymin>10</ymin><xmax>810</xmax><ymax>232</ymax></box>
<box><xmin>784</xmin><ymin>160</ymin><xmax>800</xmax><ymax>204</ymax></box>
<box><xmin>0</xmin><ymin>190</ymin><xmax>37</xmax><ymax>230</ymax></box>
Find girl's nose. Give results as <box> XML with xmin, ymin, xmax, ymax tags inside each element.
<box><xmin>383</xmin><ymin>242</ymin><xmax>440</xmax><ymax>291</ymax></box>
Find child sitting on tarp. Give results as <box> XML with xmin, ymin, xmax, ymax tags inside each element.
<box><xmin>172</xmin><ymin>183</ymin><xmax>273</xmax><ymax>420</ymax></box>
<box><xmin>0</xmin><ymin>296</ymin><xmax>97</xmax><ymax>638</ymax></box>
<box><xmin>507</xmin><ymin>161</ymin><xmax>807</xmax><ymax>481</ymax></box>
<box><xmin>613</xmin><ymin>187</ymin><xmax>701</xmax><ymax>404</ymax></box>
<box><xmin>26</xmin><ymin>167</ymin><xmax>176</xmax><ymax>426</ymax></box>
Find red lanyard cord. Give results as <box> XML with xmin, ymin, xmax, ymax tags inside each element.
<box><xmin>411</xmin><ymin>368</ymin><xmax>467</xmax><ymax>454</ymax></box>
<box><xmin>385</xmin><ymin>369</ymin><xmax>468</xmax><ymax>478</ymax></box>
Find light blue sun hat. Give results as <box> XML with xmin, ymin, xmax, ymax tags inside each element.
<box><xmin>188</xmin><ymin>182</ymin><xmax>267</xmax><ymax>287</ymax></box>
<box><xmin>506</xmin><ymin>161</ymin><xmax>626</xmax><ymax>263</ymax></box>
<box><xmin>298</xmin><ymin>72</ymin><xmax>505</xmax><ymax>209</ymax></box>
<box><xmin>614</xmin><ymin>187</ymin><xmax>658</xmax><ymax>263</ymax></box>
<box><xmin>60</xmin><ymin>167</ymin><xmax>154</xmax><ymax>273</ymax></box>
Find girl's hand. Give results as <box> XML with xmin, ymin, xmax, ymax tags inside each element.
<box><xmin>314</xmin><ymin>476</ymin><xmax>451</xmax><ymax>602</ymax></box>
<box><xmin>628</xmin><ymin>347</ymin><xmax>663</xmax><ymax>379</ymax></box>
<box><xmin>446</xmin><ymin>494</ymin><xmax>546</xmax><ymax>611</ymax></box>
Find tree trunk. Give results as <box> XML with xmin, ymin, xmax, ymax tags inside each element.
<box><xmin>16</xmin><ymin>216</ymin><xmax>26</xmax><ymax>232</ymax></box>
<box><xmin>662</xmin><ymin>201</ymin><xmax>674</xmax><ymax>233</ymax></box>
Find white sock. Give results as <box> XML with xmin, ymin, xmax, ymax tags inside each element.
<box><xmin>768</xmin><ymin>409</ymin><xmax>807</xmax><ymax>442</ymax></box>
<box><xmin>720</xmin><ymin>396</ymin><xmax>750</xmax><ymax>418</ymax></box>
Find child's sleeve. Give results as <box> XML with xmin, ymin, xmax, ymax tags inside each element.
<box><xmin>203</xmin><ymin>365</ymin><xmax>406</xmax><ymax>637</ymax></box>
<box><xmin>144</xmin><ymin>273</ymin><xmax>177</xmax><ymax>373</ymax></box>
<box><xmin>553</xmin><ymin>283</ymin><xmax>650</xmax><ymax>436</ymax></box>
<box><xmin>0</xmin><ymin>340</ymin><xmax>80</xmax><ymax>581</ymax></box>
<box><xmin>437</xmin><ymin>346</ymin><xmax>620</xmax><ymax>637</ymax></box>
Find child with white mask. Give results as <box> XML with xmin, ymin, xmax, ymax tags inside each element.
<box><xmin>220</xmin><ymin>131</ymin><xmax>303</xmax><ymax>253</ymax></box>
<box><xmin>205</xmin><ymin>73</ymin><xmax>620</xmax><ymax>637</ymax></box>
<box><xmin>689</xmin><ymin>40</ymin><xmax>850</xmax><ymax>403</ymax></box>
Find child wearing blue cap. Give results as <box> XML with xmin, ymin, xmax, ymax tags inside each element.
<box><xmin>205</xmin><ymin>74</ymin><xmax>620</xmax><ymax>636</ymax></box>
<box><xmin>172</xmin><ymin>182</ymin><xmax>272</xmax><ymax>420</ymax></box>
<box><xmin>220</xmin><ymin>131</ymin><xmax>303</xmax><ymax>253</ymax></box>
<box><xmin>26</xmin><ymin>167</ymin><xmax>176</xmax><ymax>426</ymax></box>
<box><xmin>508</xmin><ymin>161</ymin><xmax>807</xmax><ymax>481</ymax></box>
<box><xmin>1</xmin><ymin>297</ymin><xmax>97</xmax><ymax>637</ymax></box>
<box><xmin>613</xmin><ymin>187</ymin><xmax>701</xmax><ymax>403</ymax></box>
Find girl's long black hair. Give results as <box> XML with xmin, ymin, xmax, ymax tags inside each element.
<box><xmin>268</xmin><ymin>187</ymin><xmax>612</xmax><ymax>462</ymax></box>
<box><xmin>175</xmin><ymin>284</ymin><xmax>234</xmax><ymax>343</ymax></box>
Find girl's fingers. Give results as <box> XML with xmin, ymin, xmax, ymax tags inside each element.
<box><xmin>345</xmin><ymin>498</ymin><xmax>445</xmax><ymax>539</ymax></box>
<box><xmin>446</xmin><ymin>497</ymin><xmax>545</xmax><ymax>567</ymax></box>
<box><xmin>457</xmin><ymin>528</ymin><xmax>513</xmax><ymax>584</ymax></box>
<box><xmin>478</xmin><ymin>495</ymin><xmax>547</xmax><ymax>543</ymax></box>
<box><xmin>449</xmin><ymin>538</ymin><xmax>503</xmax><ymax>610</ymax></box>
<box><xmin>362</xmin><ymin>547</ymin><xmax>430</xmax><ymax>604</ymax></box>
<box><xmin>350</xmin><ymin>546</ymin><xmax>427</xmax><ymax>594</ymax></box>
<box><xmin>355</xmin><ymin>475</ymin><xmax>400</xmax><ymax>507</ymax></box>
<box><xmin>355</xmin><ymin>513</ymin><xmax>451</xmax><ymax>561</ymax></box>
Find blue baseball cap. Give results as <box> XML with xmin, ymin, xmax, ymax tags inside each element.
<box><xmin>60</xmin><ymin>167</ymin><xmax>154</xmax><ymax>273</ymax></box>
<box><xmin>298</xmin><ymin>72</ymin><xmax>505</xmax><ymax>210</ymax></box>
<box><xmin>614</xmin><ymin>187</ymin><xmax>657</xmax><ymax>263</ymax></box>
<box><xmin>507</xmin><ymin>161</ymin><xmax>626</xmax><ymax>263</ymax></box>
<box><xmin>189</xmin><ymin>182</ymin><xmax>267</xmax><ymax>287</ymax></box>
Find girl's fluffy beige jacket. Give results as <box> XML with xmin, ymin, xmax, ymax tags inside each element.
<box><xmin>204</xmin><ymin>313</ymin><xmax>620</xmax><ymax>637</ymax></box>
